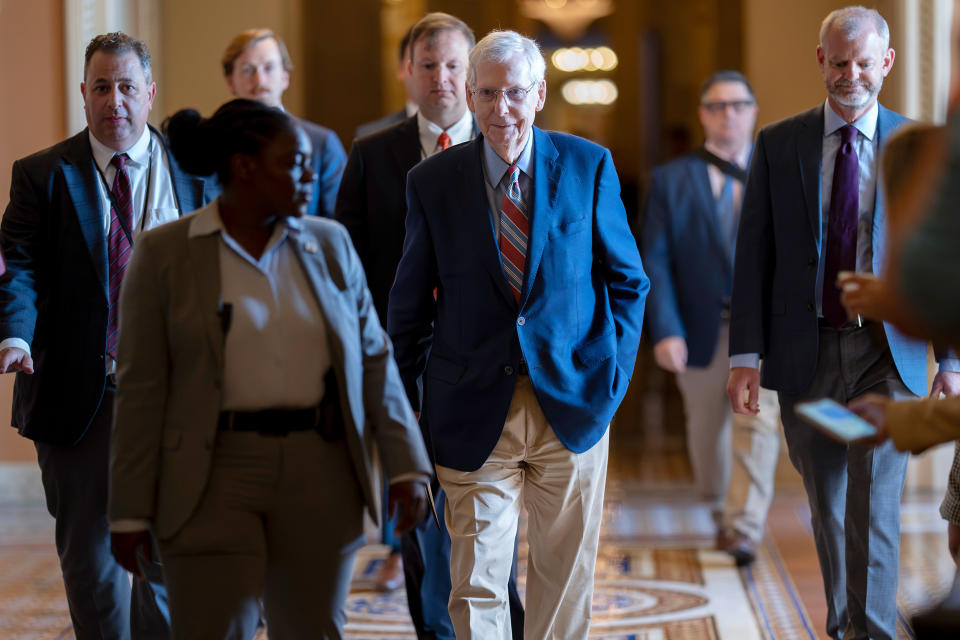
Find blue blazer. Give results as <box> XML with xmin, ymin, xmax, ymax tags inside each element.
<box><xmin>0</xmin><ymin>127</ymin><xmax>215</xmax><ymax>445</ymax></box>
<box><xmin>388</xmin><ymin>128</ymin><xmax>649</xmax><ymax>472</ymax></box>
<box><xmin>729</xmin><ymin>103</ymin><xmax>928</xmax><ymax>396</ymax></box>
<box><xmin>295</xmin><ymin>117</ymin><xmax>346</xmax><ymax>218</ymax></box>
<box><xmin>642</xmin><ymin>154</ymin><xmax>736</xmax><ymax>367</ymax></box>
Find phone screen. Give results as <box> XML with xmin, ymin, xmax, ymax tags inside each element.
<box><xmin>795</xmin><ymin>398</ymin><xmax>878</xmax><ymax>442</ymax></box>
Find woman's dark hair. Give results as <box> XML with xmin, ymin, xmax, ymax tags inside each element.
<box><xmin>163</xmin><ymin>98</ymin><xmax>294</xmax><ymax>184</ymax></box>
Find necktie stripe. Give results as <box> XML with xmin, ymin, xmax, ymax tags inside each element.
<box><xmin>499</xmin><ymin>165</ymin><xmax>528</xmax><ymax>304</ymax></box>
<box><xmin>106</xmin><ymin>153</ymin><xmax>134</xmax><ymax>358</ymax></box>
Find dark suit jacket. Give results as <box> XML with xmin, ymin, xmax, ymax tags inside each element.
<box><xmin>388</xmin><ymin>128</ymin><xmax>649</xmax><ymax>471</ymax></box>
<box><xmin>642</xmin><ymin>154</ymin><xmax>737</xmax><ymax>367</ymax></box>
<box><xmin>355</xmin><ymin>109</ymin><xmax>407</xmax><ymax>140</ymax></box>
<box><xmin>0</xmin><ymin>126</ymin><xmax>215</xmax><ymax>446</ymax></box>
<box><xmin>335</xmin><ymin>115</ymin><xmax>422</xmax><ymax>325</ymax></box>
<box><xmin>295</xmin><ymin>116</ymin><xmax>346</xmax><ymax>218</ymax></box>
<box><xmin>729</xmin><ymin>103</ymin><xmax>928</xmax><ymax>396</ymax></box>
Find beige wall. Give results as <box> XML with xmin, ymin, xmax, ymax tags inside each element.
<box><xmin>159</xmin><ymin>0</ymin><xmax>305</xmax><ymax>125</ymax></box>
<box><xmin>0</xmin><ymin>0</ymin><xmax>65</xmax><ymax>463</ymax></box>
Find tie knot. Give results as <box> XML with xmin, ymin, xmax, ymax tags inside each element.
<box><xmin>437</xmin><ymin>132</ymin><xmax>451</xmax><ymax>151</ymax></box>
<box><xmin>507</xmin><ymin>165</ymin><xmax>520</xmax><ymax>185</ymax></box>
<box><xmin>110</xmin><ymin>153</ymin><xmax>129</xmax><ymax>171</ymax></box>
<box><xmin>841</xmin><ymin>124</ymin><xmax>858</xmax><ymax>145</ymax></box>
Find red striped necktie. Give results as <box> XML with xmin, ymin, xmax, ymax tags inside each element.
<box><xmin>106</xmin><ymin>153</ymin><xmax>133</xmax><ymax>358</ymax></box>
<box><xmin>499</xmin><ymin>165</ymin><xmax>528</xmax><ymax>304</ymax></box>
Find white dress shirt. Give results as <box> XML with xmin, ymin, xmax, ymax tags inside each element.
<box><xmin>188</xmin><ymin>204</ymin><xmax>331</xmax><ymax>411</ymax></box>
<box><xmin>417</xmin><ymin>109</ymin><xmax>475</xmax><ymax>158</ymax></box>
<box><xmin>0</xmin><ymin>126</ymin><xmax>179</xmax><ymax>364</ymax></box>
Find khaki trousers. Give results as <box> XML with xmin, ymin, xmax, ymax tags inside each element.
<box><xmin>157</xmin><ymin>430</ymin><xmax>365</xmax><ymax>640</ymax></box>
<box><xmin>436</xmin><ymin>377</ymin><xmax>608</xmax><ymax>640</ymax></box>
<box><xmin>675</xmin><ymin>321</ymin><xmax>781</xmax><ymax>541</ymax></box>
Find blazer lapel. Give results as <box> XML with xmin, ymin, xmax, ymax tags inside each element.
<box><xmin>798</xmin><ymin>105</ymin><xmax>824</xmax><ymax>248</ymax></box>
<box><xmin>391</xmin><ymin>116</ymin><xmax>422</xmax><ymax>176</ymax></box>
<box><xmin>288</xmin><ymin>225</ymin><xmax>347</xmax><ymax>371</ymax></box>
<box><xmin>62</xmin><ymin>131</ymin><xmax>108</xmax><ymax>297</ymax></box>
<box><xmin>459</xmin><ymin>138</ymin><xmax>517</xmax><ymax>307</ymax></box>
<box><xmin>186</xmin><ymin>224</ymin><xmax>225</xmax><ymax>370</ymax></box>
<box><xmin>522</xmin><ymin>128</ymin><xmax>561</xmax><ymax>307</ymax></box>
<box><xmin>871</xmin><ymin>104</ymin><xmax>899</xmax><ymax>273</ymax></box>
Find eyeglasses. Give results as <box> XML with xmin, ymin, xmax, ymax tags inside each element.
<box><xmin>701</xmin><ymin>100</ymin><xmax>755</xmax><ymax>114</ymax></box>
<box><xmin>470</xmin><ymin>82</ymin><xmax>538</xmax><ymax>104</ymax></box>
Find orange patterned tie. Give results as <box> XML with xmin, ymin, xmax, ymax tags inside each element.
<box><xmin>437</xmin><ymin>132</ymin><xmax>451</xmax><ymax>151</ymax></box>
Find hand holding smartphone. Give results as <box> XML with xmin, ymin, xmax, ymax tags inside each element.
<box><xmin>796</xmin><ymin>398</ymin><xmax>878</xmax><ymax>442</ymax></box>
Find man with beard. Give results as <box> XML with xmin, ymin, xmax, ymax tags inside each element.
<box><xmin>726</xmin><ymin>7</ymin><xmax>960</xmax><ymax>640</ymax></box>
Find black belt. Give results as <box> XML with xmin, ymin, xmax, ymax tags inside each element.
<box><xmin>818</xmin><ymin>317</ymin><xmax>872</xmax><ymax>330</ymax></box>
<box><xmin>518</xmin><ymin>359</ymin><xmax>529</xmax><ymax>376</ymax></box>
<box><xmin>218</xmin><ymin>408</ymin><xmax>321</xmax><ymax>437</ymax></box>
<box><xmin>106</xmin><ymin>373</ymin><xmax>118</xmax><ymax>388</ymax></box>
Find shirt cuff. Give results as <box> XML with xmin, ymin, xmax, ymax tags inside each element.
<box><xmin>109</xmin><ymin>518</ymin><xmax>150</xmax><ymax>533</ymax></box>
<box><xmin>0</xmin><ymin>337</ymin><xmax>30</xmax><ymax>356</ymax></box>
<box><xmin>938</xmin><ymin>358</ymin><xmax>960</xmax><ymax>373</ymax></box>
<box><xmin>730</xmin><ymin>353</ymin><xmax>760</xmax><ymax>369</ymax></box>
<box><xmin>389</xmin><ymin>471</ymin><xmax>431</xmax><ymax>485</ymax></box>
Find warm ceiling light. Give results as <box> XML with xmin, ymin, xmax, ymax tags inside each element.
<box><xmin>561</xmin><ymin>79</ymin><xmax>618</xmax><ymax>105</ymax></box>
<box><xmin>551</xmin><ymin>46</ymin><xmax>618</xmax><ymax>72</ymax></box>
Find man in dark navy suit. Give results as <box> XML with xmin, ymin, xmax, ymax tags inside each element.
<box><xmin>221</xmin><ymin>28</ymin><xmax>346</xmax><ymax>218</ymax></box>
<box><xmin>727</xmin><ymin>7</ymin><xmax>960</xmax><ymax>639</ymax></box>
<box><xmin>0</xmin><ymin>32</ymin><xmax>214</xmax><ymax>639</ymax></box>
<box><xmin>389</xmin><ymin>29</ymin><xmax>648</xmax><ymax>640</ymax></box>
<box><xmin>642</xmin><ymin>70</ymin><xmax>780</xmax><ymax>566</ymax></box>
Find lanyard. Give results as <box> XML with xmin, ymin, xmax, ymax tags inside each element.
<box><xmin>94</xmin><ymin>137</ymin><xmax>155</xmax><ymax>245</ymax></box>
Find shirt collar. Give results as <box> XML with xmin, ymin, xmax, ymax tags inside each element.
<box><xmin>483</xmin><ymin>131</ymin><xmax>534</xmax><ymax>189</ymax></box>
<box><xmin>189</xmin><ymin>198</ymin><xmax>295</xmax><ymax>249</ymax></box>
<box><xmin>417</xmin><ymin>109</ymin><xmax>475</xmax><ymax>147</ymax></box>
<box><xmin>89</xmin><ymin>125</ymin><xmax>152</xmax><ymax>172</ymax></box>
<box><xmin>824</xmin><ymin>99</ymin><xmax>878</xmax><ymax>141</ymax></box>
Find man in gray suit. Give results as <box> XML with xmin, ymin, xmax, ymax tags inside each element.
<box><xmin>727</xmin><ymin>7</ymin><xmax>960</xmax><ymax>639</ymax></box>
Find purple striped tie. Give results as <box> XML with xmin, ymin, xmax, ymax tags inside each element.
<box><xmin>499</xmin><ymin>165</ymin><xmax>528</xmax><ymax>304</ymax></box>
<box><xmin>822</xmin><ymin>125</ymin><xmax>859</xmax><ymax>328</ymax></box>
<box><xmin>106</xmin><ymin>153</ymin><xmax>133</xmax><ymax>358</ymax></box>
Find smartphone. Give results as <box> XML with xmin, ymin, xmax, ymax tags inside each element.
<box><xmin>795</xmin><ymin>398</ymin><xmax>878</xmax><ymax>442</ymax></box>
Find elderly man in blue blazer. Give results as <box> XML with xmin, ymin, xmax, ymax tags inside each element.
<box><xmin>727</xmin><ymin>7</ymin><xmax>960</xmax><ymax>640</ymax></box>
<box><xmin>388</xmin><ymin>29</ymin><xmax>648</xmax><ymax>640</ymax></box>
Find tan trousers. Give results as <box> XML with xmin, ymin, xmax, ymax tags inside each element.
<box><xmin>675</xmin><ymin>321</ymin><xmax>781</xmax><ymax>542</ymax></box>
<box><xmin>157</xmin><ymin>430</ymin><xmax>365</xmax><ymax>640</ymax></box>
<box><xmin>436</xmin><ymin>377</ymin><xmax>608</xmax><ymax>640</ymax></box>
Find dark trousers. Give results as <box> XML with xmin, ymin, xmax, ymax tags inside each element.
<box><xmin>34</xmin><ymin>387</ymin><xmax>169</xmax><ymax>640</ymax></box>
<box><xmin>778</xmin><ymin>324</ymin><xmax>911</xmax><ymax>640</ymax></box>
<box><xmin>401</xmin><ymin>481</ymin><xmax>524</xmax><ymax>640</ymax></box>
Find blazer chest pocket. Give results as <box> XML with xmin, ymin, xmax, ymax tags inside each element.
<box><xmin>426</xmin><ymin>354</ymin><xmax>466</xmax><ymax>385</ymax></box>
<box><xmin>544</xmin><ymin>216</ymin><xmax>589</xmax><ymax>284</ymax></box>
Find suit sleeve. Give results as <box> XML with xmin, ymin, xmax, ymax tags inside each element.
<box><xmin>333</xmin><ymin>142</ymin><xmax>369</xmax><ymax>264</ymax></box>
<box><xmin>640</xmin><ymin>167</ymin><xmax>685</xmax><ymax>344</ymax></box>
<box><xmin>109</xmin><ymin>232</ymin><xmax>169</xmax><ymax>523</ymax></box>
<box><xmin>593</xmin><ymin>149</ymin><xmax>649</xmax><ymax>378</ymax></box>
<box><xmin>729</xmin><ymin>128</ymin><xmax>774</xmax><ymax>357</ymax></box>
<box><xmin>317</xmin><ymin>130</ymin><xmax>347</xmax><ymax>218</ymax></box>
<box><xmin>336</xmin><ymin>225</ymin><xmax>431</xmax><ymax>478</ymax></box>
<box><xmin>0</xmin><ymin>159</ymin><xmax>44</xmax><ymax>344</ymax></box>
<box><xmin>386</xmin><ymin>172</ymin><xmax>439</xmax><ymax>410</ymax></box>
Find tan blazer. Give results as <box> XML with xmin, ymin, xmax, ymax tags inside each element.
<box><xmin>887</xmin><ymin>396</ymin><xmax>960</xmax><ymax>454</ymax></box>
<box><xmin>108</xmin><ymin>201</ymin><xmax>431</xmax><ymax>539</ymax></box>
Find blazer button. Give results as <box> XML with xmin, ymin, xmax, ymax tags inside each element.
<box><xmin>806</xmin><ymin>302</ymin><xmax>814</xmax><ymax>311</ymax></box>
<box><xmin>504</xmin><ymin>365</ymin><xmax>514</xmax><ymax>376</ymax></box>
<box><xmin>517</xmin><ymin>316</ymin><xmax>526</xmax><ymax>326</ymax></box>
